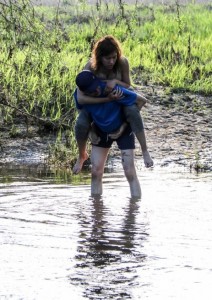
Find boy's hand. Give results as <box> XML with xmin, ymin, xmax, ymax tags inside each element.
<box><xmin>108</xmin><ymin>87</ymin><xmax>124</xmax><ymax>100</ymax></box>
<box><xmin>108</xmin><ymin>122</ymin><xmax>127</xmax><ymax>139</ymax></box>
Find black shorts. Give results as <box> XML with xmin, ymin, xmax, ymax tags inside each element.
<box><xmin>93</xmin><ymin>124</ymin><xmax>135</xmax><ymax>150</ymax></box>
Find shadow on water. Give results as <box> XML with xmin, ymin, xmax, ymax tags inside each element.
<box><xmin>0</xmin><ymin>163</ymin><xmax>212</xmax><ymax>299</ymax></box>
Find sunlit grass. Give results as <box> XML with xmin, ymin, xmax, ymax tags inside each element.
<box><xmin>0</xmin><ymin>1</ymin><xmax>211</xmax><ymax>166</ymax></box>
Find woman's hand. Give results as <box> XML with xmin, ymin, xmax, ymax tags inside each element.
<box><xmin>108</xmin><ymin>122</ymin><xmax>127</xmax><ymax>139</ymax></box>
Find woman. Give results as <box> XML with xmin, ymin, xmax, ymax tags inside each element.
<box><xmin>73</xmin><ymin>35</ymin><xmax>153</xmax><ymax>175</ymax></box>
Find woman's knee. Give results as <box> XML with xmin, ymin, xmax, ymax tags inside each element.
<box><xmin>121</xmin><ymin>151</ymin><xmax>136</xmax><ymax>181</ymax></box>
<box><xmin>91</xmin><ymin>165</ymin><xmax>104</xmax><ymax>179</ymax></box>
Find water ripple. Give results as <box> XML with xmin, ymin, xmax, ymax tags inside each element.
<box><xmin>0</xmin><ymin>168</ymin><xmax>212</xmax><ymax>299</ymax></box>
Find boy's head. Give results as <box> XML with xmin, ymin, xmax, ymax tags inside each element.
<box><xmin>76</xmin><ymin>70</ymin><xmax>102</xmax><ymax>94</ymax></box>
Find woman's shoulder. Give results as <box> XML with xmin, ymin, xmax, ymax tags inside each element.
<box><xmin>83</xmin><ymin>60</ymin><xmax>91</xmax><ymax>71</ymax></box>
<box><xmin>119</xmin><ymin>56</ymin><xmax>129</xmax><ymax>67</ymax></box>
<box><xmin>118</xmin><ymin>56</ymin><xmax>130</xmax><ymax>74</ymax></box>
<box><xmin>83</xmin><ymin>60</ymin><xmax>93</xmax><ymax>71</ymax></box>
<box><xmin>118</xmin><ymin>56</ymin><xmax>130</xmax><ymax>77</ymax></box>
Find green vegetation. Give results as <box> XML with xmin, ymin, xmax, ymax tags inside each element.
<box><xmin>0</xmin><ymin>0</ymin><xmax>211</xmax><ymax>166</ymax></box>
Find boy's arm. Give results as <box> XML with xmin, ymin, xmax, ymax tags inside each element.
<box><xmin>112</xmin><ymin>86</ymin><xmax>147</xmax><ymax>109</ymax></box>
<box><xmin>77</xmin><ymin>88</ymin><xmax>123</xmax><ymax>105</ymax></box>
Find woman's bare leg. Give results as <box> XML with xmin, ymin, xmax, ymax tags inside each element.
<box><xmin>121</xmin><ymin>149</ymin><xmax>141</xmax><ymax>199</ymax></box>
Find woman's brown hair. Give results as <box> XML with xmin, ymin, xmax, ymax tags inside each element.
<box><xmin>91</xmin><ymin>35</ymin><xmax>123</xmax><ymax>71</ymax></box>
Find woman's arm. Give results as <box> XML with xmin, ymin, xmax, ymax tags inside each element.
<box><xmin>120</xmin><ymin>56</ymin><xmax>131</xmax><ymax>86</ymax></box>
<box><xmin>77</xmin><ymin>89</ymin><xmax>111</xmax><ymax>105</ymax></box>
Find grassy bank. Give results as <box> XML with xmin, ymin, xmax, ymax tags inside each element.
<box><xmin>0</xmin><ymin>0</ymin><xmax>211</xmax><ymax>166</ymax></box>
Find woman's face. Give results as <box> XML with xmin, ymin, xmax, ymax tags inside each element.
<box><xmin>101</xmin><ymin>51</ymin><xmax>117</xmax><ymax>70</ymax></box>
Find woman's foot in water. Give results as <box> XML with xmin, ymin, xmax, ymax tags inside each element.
<box><xmin>72</xmin><ymin>152</ymin><xmax>89</xmax><ymax>174</ymax></box>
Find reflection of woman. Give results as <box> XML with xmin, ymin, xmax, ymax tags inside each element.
<box><xmin>73</xmin><ymin>35</ymin><xmax>153</xmax><ymax>175</ymax></box>
<box><xmin>70</xmin><ymin>197</ymin><xmax>147</xmax><ymax>298</ymax></box>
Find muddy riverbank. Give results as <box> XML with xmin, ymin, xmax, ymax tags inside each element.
<box><xmin>0</xmin><ymin>84</ymin><xmax>211</xmax><ymax>172</ymax></box>
<box><xmin>135</xmin><ymin>85</ymin><xmax>212</xmax><ymax>171</ymax></box>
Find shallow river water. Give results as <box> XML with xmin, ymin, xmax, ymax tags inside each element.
<box><xmin>0</xmin><ymin>164</ymin><xmax>212</xmax><ymax>300</ymax></box>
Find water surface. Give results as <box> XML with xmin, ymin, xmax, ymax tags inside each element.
<box><xmin>0</xmin><ymin>165</ymin><xmax>212</xmax><ymax>299</ymax></box>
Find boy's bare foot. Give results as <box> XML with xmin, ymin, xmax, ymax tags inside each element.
<box><xmin>72</xmin><ymin>152</ymin><xmax>89</xmax><ymax>174</ymax></box>
<box><xmin>143</xmin><ymin>150</ymin><xmax>154</xmax><ymax>168</ymax></box>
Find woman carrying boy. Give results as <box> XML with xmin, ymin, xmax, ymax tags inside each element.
<box><xmin>73</xmin><ymin>35</ymin><xmax>153</xmax><ymax>175</ymax></box>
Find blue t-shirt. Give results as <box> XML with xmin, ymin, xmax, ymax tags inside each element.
<box><xmin>74</xmin><ymin>82</ymin><xmax>137</xmax><ymax>133</ymax></box>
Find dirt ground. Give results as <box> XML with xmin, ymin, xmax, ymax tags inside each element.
<box><xmin>0</xmin><ymin>84</ymin><xmax>211</xmax><ymax>172</ymax></box>
<box><xmin>110</xmin><ymin>85</ymin><xmax>212</xmax><ymax>172</ymax></box>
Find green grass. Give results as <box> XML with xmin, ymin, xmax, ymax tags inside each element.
<box><xmin>0</xmin><ymin>1</ymin><xmax>211</xmax><ymax>166</ymax></box>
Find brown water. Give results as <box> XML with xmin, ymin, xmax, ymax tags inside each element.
<box><xmin>0</xmin><ymin>165</ymin><xmax>212</xmax><ymax>300</ymax></box>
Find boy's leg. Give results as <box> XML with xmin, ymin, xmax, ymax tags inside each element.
<box><xmin>135</xmin><ymin>130</ymin><xmax>153</xmax><ymax>168</ymax></box>
<box><xmin>123</xmin><ymin>105</ymin><xmax>153</xmax><ymax>168</ymax></box>
<box><xmin>90</xmin><ymin>145</ymin><xmax>110</xmax><ymax>197</ymax></box>
<box><xmin>73</xmin><ymin>109</ymin><xmax>92</xmax><ymax>174</ymax></box>
<box><xmin>121</xmin><ymin>149</ymin><xmax>141</xmax><ymax>199</ymax></box>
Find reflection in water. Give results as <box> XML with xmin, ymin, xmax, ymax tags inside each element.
<box><xmin>0</xmin><ymin>167</ymin><xmax>212</xmax><ymax>299</ymax></box>
<box><xmin>70</xmin><ymin>196</ymin><xmax>148</xmax><ymax>299</ymax></box>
